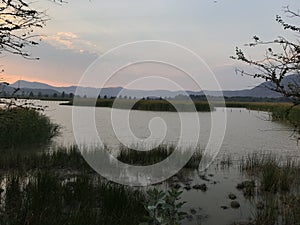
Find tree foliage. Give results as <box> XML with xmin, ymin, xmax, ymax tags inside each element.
<box><xmin>231</xmin><ymin>6</ymin><xmax>300</xmax><ymax>105</ymax></box>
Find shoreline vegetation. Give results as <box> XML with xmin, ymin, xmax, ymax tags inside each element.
<box><xmin>0</xmin><ymin>100</ymin><xmax>299</xmax><ymax>224</ymax></box>
<box><xmin>60</xmin><ymin>98</ymin><xmax>300</xmax><ymax>129</ymax></box>
<box><xmin>61</xmin><ymin>98</ymin><xmax>213</xmax><ymax>112</ymax></box>
<box><xmin>0</xmin><ymin>145</ymin><xmax>300</xmax><ymax>225</ymax></box>
<box><xmin>0</xmin><ymin>108</ymin><xmax>60</xmax><ymax>149</ymax></box>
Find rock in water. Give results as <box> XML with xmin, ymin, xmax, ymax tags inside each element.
<box><xmin>231</xmin><ymin>201</ymin><xmax>240</xmax><ymax>209</ymax></box>
<box><xmin>192</xmin><ymin>184</ymin><xmax>208</xmax><ymax>192</ymax></box>
<box><xmin>228</xmin><ymin>193</ymin><xmax>237</xmax><ymax>200</ymax></box>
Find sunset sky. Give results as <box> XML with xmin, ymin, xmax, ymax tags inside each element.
<box><xmin>2</xmin><ymin>0</ymin><xmax>300</xmax><ymax>90</ymax></box>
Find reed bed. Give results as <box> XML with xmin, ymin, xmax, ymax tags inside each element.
<box><xmin>117</xmin><ymin>144</ymin><xmax>203</xmax><ymax>170</ymax></box>
<box><xmin>1</xmin><ymin>145</ymin><xmax>300</xmax><ymax>224</ymax></box>
<box><xmin>0</xmin><ymin>172</ymin><xmax>146</xmax><ymax>225</ymax></box>
<box><xmin>226</xmin><ymin>102</ymin><xmax>300</xmax><ymax>131</ymax></box>
<box><xmin>240</xmin><ymin>153</ymin><xmax>300</xmax><ymax>193</ymax></box>
<box><xmin>0</xmin><ymin>108</ymin><xmax>60</xmax><ymax>149</ymax></box>
<box><xmin>237</xmin><ymin>152</ymin><xmax>300</xmax><ymax>225</ymax></box>
<box><xmin>62</xmin><ymin>98</ymin><xmax>213</xmax><ymax>112</ymax></box>
<box><xmin>0</xmin><ymin>145</ymin><xmax>90</xmax><ymax>172</ymax></box>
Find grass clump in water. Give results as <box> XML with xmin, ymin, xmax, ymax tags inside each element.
<box><xmin>0</xmin><ymin>108</ymin><xmax>59</xmax><ymax>149</ymax></box>
<box><xmin>62</xmin><ymin>98</ymin><xmax>213</xmax><ymax>112</ymax></box>
<box><xmin>240</xmin><ymin>153</ymin><xmax>299</xmax><ymax>193</ymax></box>
<box><xmin>238</xmin><ymin>153</ymin><xmax>300</xmax><ymax>225</ymax></box>
<box><xmin>117</xmin><ymin>144</ymin><xmax>203</xmax><ymax>170</ymax></box>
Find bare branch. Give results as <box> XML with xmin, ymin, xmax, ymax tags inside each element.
<box><xmin>0</xmin><ymin>0</ymin><xmax>49</xmax><ymax>58</ymax></box>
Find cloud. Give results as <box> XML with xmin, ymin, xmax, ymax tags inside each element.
<box><xmin>1</xmin><ymin>41</ymin><xmax>98</xmax><ymax>86</ymax></box>
<box><xmin>43</xmin><ymin>32</ymin><xmax>100</xmax><ymax>54</ymax></box>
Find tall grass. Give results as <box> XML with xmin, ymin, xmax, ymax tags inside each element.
<box><xmin>0</xmin><ymin>145</ymin><xmax>147</xmax><ymax>225</ymax></box>
<box><xmin>1</xmin><ymin>144</ymin><xmax>300</xmax><ymax>224</ymax></box>
<box><xmin>131</xmin><ymin>99</ymin><xmax>212</xmax><ymax>112</ymax></box>
<box><xmin>0</xmin><ymin>145</ymin><xmax>92</xmax><ymax>172</ymax></box>
<box><xmin>0</xmin><ymin>144</ymin><xmax>203</xmax><ymax>172</ymax></box>
<box><xmin>239</xmin><ymin>152</ymin><xmax>300</xmax><ymax>225</ymax></box>
<box><xmin>0</xmin><ymin>172</ymin><xmax>146</xmax><ymax>225</ymax></box>
<box><xmin>240</xmin><ymin>153</ymin><xmax>299</xmax><ymax>193</ymax></box>
<box><xmin>62</xmin><ymin>98</ymin><xmax>213</xmax><ymax>112</ymax></box>
<box><xmin>117</xmin><ymin>144</ymin><xmax>203</xmax><ymax>170</ymax></box>
<box><xmin>0</xmin><ymin>108</ymin><xmax>60</xmax><ymax>149</ymax></box>
<box><xmin>252</xmin><ymin>192</ymin><xmax>300</xmax><ymax>225</ymax></box>
<box><xmin>253</xmin><ymin>195</ymin><xmax>278</xmax><ymax>225</ymax></box>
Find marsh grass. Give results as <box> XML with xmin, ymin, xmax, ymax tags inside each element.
<box><xmin>0</xmin><ymin>108</ymin><xmax>60</xmax><ymax>149</ymax></box>
<box><xmin>278</xmin><ymin>159</ymin><xmax>298</xmax><ymax>192</ymax></box>
<box><xmin>238</xmin><ymin>153</ymin><xmax>300</xmax><ymax>225</ymax></box>
<box><xmin>131</xmin><ymin>99</ymin><xmax>212</xmax><ymax>112</ymax></box>
<box><xmin>0</xmin><ymin>172</ymin><xmax>146</xmax><ymax>225</ymax></box>
<box><xmin>219</xmin><ymin>155</ymin><xmax>233</xmax><ymax>169</ymax></box>
<box><xmin>0</xmin><ymin>145</ymin><xmax>91</xmax><ymax>172</ymax></box>
<box><xmin>0</xmin><ymin>145</ymin><xmax>148</xmax><ymax>225</ymax></box>
<box><xmin>2</xmin><ymin>142</ymin><xmax>300</xmax><ymax>225</ymax></box>
<box><xmin>213</xmin><ymin>102</ymin><xmax>300</xmax><ymax>135</ymax></box>
<box><xmin>252</xmin><ymin>192</ymin><xmax>300</xmax><ymax>225</ymax></box>
<box><xmin>261</xmin><ymin>161</ymin><xmax>280</xmax><ymax>193</ymax></box>
<box><xmin>227</xmin><ymin>102</ymin><xmax>300</xmax><ymax>132</ymax></box>
<box><xmin>280</xmin><ymin>194</ymin><xmax>300</xmax><ymax>225</ymax></box>
<box><xmin>117</xmin><ymin>144</ymin><xmax>203</xmax><ymax>170</ymax></box>
<box><xmin>0</xmin><ymin>144</ymin><xmax>203</xmax><ymax>172</ymax></box>
<box><xmin>253</xmin><ymin>195</ymin><xmax>278</xmax><ymax>225</ymax></box>
<box><xmin>240</xmin><ymin>153</ymin><xmax>299</xmax><ymax>193</ymax></box>
<box><xmin>62</xmin><ymin>98</ymin><xmax>213</xmax><ymax>112</ymax></box>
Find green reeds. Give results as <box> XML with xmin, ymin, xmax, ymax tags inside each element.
<box><xmin>0</xmin><ymin>108</ymin><xmax>60</xmax><ymax>149</ymax></box>
<box><xmin>253</xmin><ymin>195</ymin><xmax>278</xmax><ymax>225</ymax></box>
<box><xmin>252</xmin><ymin>192</ymin><xmax>300</xmax><ymax>225</ymax></box>
<box><xmin>0</xmin><ymin>172</ymin><xmax>146</xmax><ymax>225</ymax></box>
<box><xmin>0</xmin><ymin>145</ymin><xmax>90</xmax><ymax>172</ymax></box>
<box><xmin>239</xmin><ymin>102</ymin><xmax>300</xmax><ymax>131</ymax></box>
<box><xmin>0</xmin><ymin>144</ymin><xmax>203</xmax><ymax>173</ymax></box>
<box><xmin>239</xmin><ymin>153</ymin><xmax>300</xmax><ymax>225</ymax></box>
<box><xmin>62</xmin><ymin>98</ymin><xmax>213</xmax><ymax>112</ymax></box>
<box><xmin>117</xmin><ymin>144</ymin><xmax>203</xmax><ymax>170</ymax></box>
<box><xmin>240</xmin><ymin>153</ymin><xmax>298</xmax><ymax>193</ymax></box>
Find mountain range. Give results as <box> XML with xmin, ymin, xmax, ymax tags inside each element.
<box><xmin>2</xmin><ymin>74</ymin><xmax>299</xmax><ymax>99</ymax></box>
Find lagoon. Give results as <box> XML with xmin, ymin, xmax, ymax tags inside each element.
<box><xmin>1</xmin><ymin>100</ymin><xmax>300</xmax><ymax>225</ymax></box>
<box><xmin>44</xmin><ymin>101</ymin><xmax>300</xmax><ymax>159</ymax></box>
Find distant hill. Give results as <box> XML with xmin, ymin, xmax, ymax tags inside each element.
<box><xmin>1</xmin><ymin>81</ymin><xmax>60</xmax><ymax>97</ymax></box>
<box><xmin>7</xmin><ymin>74</ymin><xmax>299</xmax><ymax>99</ymax></box>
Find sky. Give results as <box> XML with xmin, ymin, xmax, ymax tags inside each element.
<box><xmin>2</xmin><ymin>0</ymin><xmax>300</xmax><ymax>91</ymax></box>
